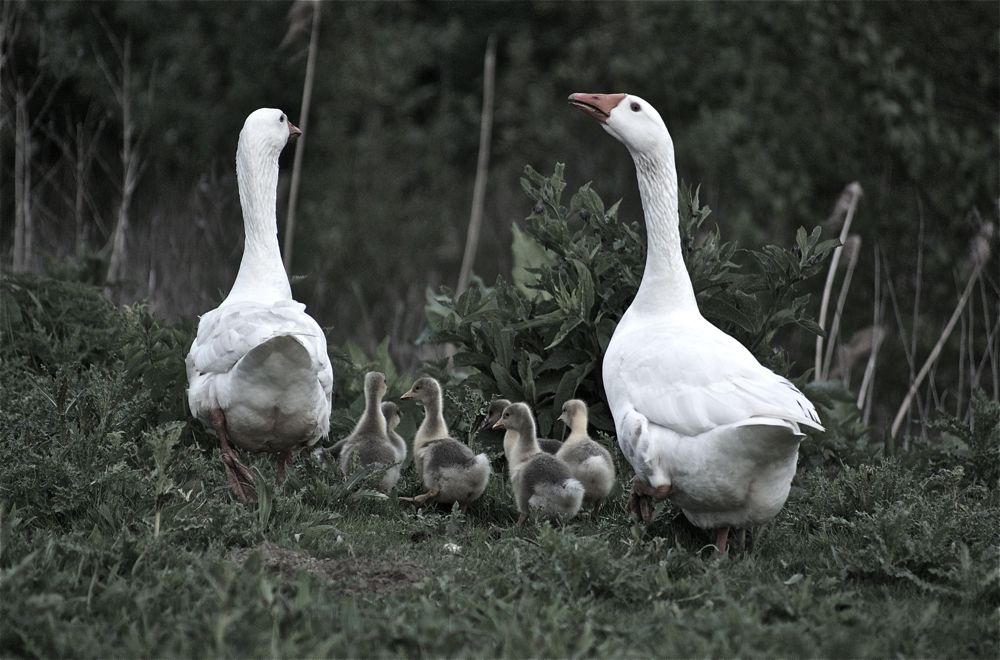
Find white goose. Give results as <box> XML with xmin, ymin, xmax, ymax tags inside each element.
<box><xmin>568</xmin><ymin>92</ymin><xmax>824</xmax><ymax>553</ymax></box>
<box><xmin>186</xmin><ymin>108</ymin><xmax>334</xmax><ymax>501</ymax></box>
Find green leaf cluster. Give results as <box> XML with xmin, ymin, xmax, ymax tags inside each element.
<box><xmin>424</xmin><ymin>164</ymin><xmax>838</xmax><ymax>436</ymax></box>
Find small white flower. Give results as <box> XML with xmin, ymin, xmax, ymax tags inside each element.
<box><xmin>443</xmin><ymin>543</ymin><xmax>462</xmax><ymax>554</ymax></box>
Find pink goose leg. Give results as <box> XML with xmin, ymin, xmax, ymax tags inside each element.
<box><xmin>210</xmin><ymin>409</ymin><xmax>256</xmax><ymax>502</ymax></box>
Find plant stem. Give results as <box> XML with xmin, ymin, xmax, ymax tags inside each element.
<box><xmin>815</xmin><ymin>182</ymin><xmax>862</xmax><ymax>380</ymax></box>
<box><xmin>890</xmin><ymin>260</ymin><xmax>987</xmax><ymax>441</ymax></box>
<box><xmin>456</xmin><ymin>35</ymin><xmax>497</xmax><ymax>296</ymax></box>
<box><xmin>283</xmin><ymin>0</ymin><xmax>321</xmax><ymax>274</ymax></box>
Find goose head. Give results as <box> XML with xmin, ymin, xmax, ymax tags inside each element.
<box><xmin>480</xmin><ymin>398</ymin><xmax>512</xmax><ymax>431</ymax></box>
<box><xmin>568</xmin><ymin>92</ymin><xmax>670</xmax><ymax>155</ymax></box>
<box><xmin>364</xmin><ymin>371</ymin><xmax>388</xmax><ymax>400</ymax></box>
<box><xmin>400</xmin><ymin>376</ymin><xmax>441</xmax><ymax>407</ymax></box>
<box><xmin>381</xmin><ymin>401</ymin><xmax>401</xmax><ymax>430</ymax></box>
<box><xmin>492</xmin><ymin>402</ymin><xmax>535</xmax><ymax>435</ymax></box>
<box><xmin>557</xmin><ymin>399</ymin><xmax>588</xmax><ymax>428</ymax></box>
<box><xmin>239</xmin><ymin>108</ymin><xmax>301</xmax><ymax>158</ymax></box>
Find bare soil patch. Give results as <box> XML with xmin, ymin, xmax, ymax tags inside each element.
<box><xmin>228</xmin><ymin>542</ymin><xmax>426</xmax><ymax>595</ymax></box>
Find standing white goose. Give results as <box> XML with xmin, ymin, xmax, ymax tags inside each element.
<box><xmin>186</xmin><ymin>108</ymin><xmax>333</xmax><ymax>501</ymax></box>
<box><xmin>568</xmin><ymin>92</ymin><xmax>823</xmax><ymax>553</ymax></box>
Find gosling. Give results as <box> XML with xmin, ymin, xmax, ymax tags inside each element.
<box><xmin>399</xmin><ymin>376</ymin><xmax>490</xmax><ymax>509</ymax></box>
<box><xmin>556</xmin><ymin>399</ymin><xmax>615</xmax><ymax>510</ymax></box>
<box><xmin>494</xmin><ymin>402</ymin><xmax>583</xmax><ymax>525</ymax></box>
<box><xmin>338</xmin><ymin>372</ymin><xmax>403</xmax><ymax>492</ymax></box>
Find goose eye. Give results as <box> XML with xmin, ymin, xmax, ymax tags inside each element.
<box><xmin>279</xmin><ymin>115</ymin><xmax>285</xmax><ymax>123</ymax></box>
<box><xmin>630</xmin><ymin>102</ymin><xmax>641</xmax><ymax>112</ymax></box>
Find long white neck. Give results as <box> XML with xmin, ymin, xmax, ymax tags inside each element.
<box><xmin>224</xmin><ymin>137</ymin><xmax>292</xmax><ymax>305</ymax></box>
<box><xmin>628</xmin><ymin>144</ymin><xmax>698</xmax><ymax>314</ymax></box>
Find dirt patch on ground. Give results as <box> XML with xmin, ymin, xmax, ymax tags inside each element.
<box><xmin>227</xmin><ymin>543</ymin><xmax>426</xmax><ymax>595</ymax></box>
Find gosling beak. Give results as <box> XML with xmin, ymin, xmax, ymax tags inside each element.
<box><xmin>288</xmin><ymin>121</ymin><xmax>302</xmax><ymax>139</ymax></box>
<box><xmin>479</xmin><ymin>416</ymin><xmax>495</xmax><ymax>432</ymax></box>
<box><xmin>399</xmin><ymin>388</ymin><xmax>414</xmax><ymax>400</ymax></box>
<box><xmin>492</xmin><ymin>420</ymin><xmax>505</xmax><ymax>430</ymax></box>
<box><xmin>557</xmin><ymin>413</ymin><xmax>568</xmax><ymax>425</ymax></box>
<box><xmin>568</xmin><ymin>92</ymin><xmax>626</xmax><ymax>124</ymax></box>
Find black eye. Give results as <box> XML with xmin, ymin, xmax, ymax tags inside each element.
<box><xmin>279</xmin><ymin>115</ymin><xmax>285</xmax><ymax>123</ymax></box>
<box><xmin>630</xmin><ymin>102</ymin><xmax>641</xmax><ymax>112</ymax></box>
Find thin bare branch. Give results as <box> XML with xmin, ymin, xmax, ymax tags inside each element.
<box><xmin>457</xmin><ymin>34</ymin><xmax>497</xmax><ymax>296</ymax></box>
<box><xmin>891</xmin><ymin>258</ymin><xmax>989</xmax><ymax>441</ymax></box>
<box><xmin>283</xmin><ymin>0</ymin><xmax>321</xmax><ymax>273</ymax></box>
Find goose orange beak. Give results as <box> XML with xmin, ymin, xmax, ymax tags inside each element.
<box><xmin>492</xmin><ymin>420</ymin><xmax>505</xmax><ymax>430</ymax></box>
<box><xmin>399</xmin><ymin>387</ymin><xmax>414</xmax><ymax>400</ymax></box>
<box><xmin>288</xmin><ymin>121</ymin><xmax>302</xmax><ymax>138</ymax></box>
<box><xmin>568</xmin><ymin>92</ymin><xmax>626</xmax><ymax>123</ymax></box>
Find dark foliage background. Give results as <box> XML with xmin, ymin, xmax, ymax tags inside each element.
<box><xmin>1</xmin><ymin>2</ymin><xmax>997</xmax><ymax>443</ymax></box>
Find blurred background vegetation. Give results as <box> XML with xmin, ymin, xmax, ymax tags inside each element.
<box><xmin>1</xmin><ymin>0</ymin><xmax>997</xmax><ymax>442</ymax></box>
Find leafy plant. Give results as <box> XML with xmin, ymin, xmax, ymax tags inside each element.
<box><xmin>424</xmin><ymin>164</ymin><xmax>838</xmax><ymax>435</ymax></box>
<box><xmin>916</xmin><ymin>390</ymin><xmax>1000</xmax><ymax>488</ymax></box>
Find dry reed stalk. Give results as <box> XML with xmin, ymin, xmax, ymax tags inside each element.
<box><xmin>283</xmin><ymin>0</ymin><xmax>321</xmax><ymax>273</ymax></box>
<box><xmin>456</xmin><ymin>35</ymin><xmax>498</xmax><ymax>297</ymax></box>
<box><xmin>815</xmin><ymin>182</ymin><xmax>863</xmax><ymax>380</ymax></box>
<box><xmin>880</xmin><ymin>249</ymin><xmax>928</xmax><ymax>438</ymax></box>
<box><xmin>823</xmin><ymin>234</ymin><xmax>862</xmax><ymax>377</ymax></box>
<box><xmin>890</xmin><ymin>259</ymin><xmax>989</xmax><ymax>441</ymax></box>
<box><xmin>911</xmin><ymin>200</ymin><xmax>924</xmax><ymax>384</ymax></box>
<box><xmin>857</xmin><ymin>247</ymin><xmax>882</xmax><ymax>414</ymax></box>
<box><xmin>956</xmin><ymin>275</ymin><xmax>967</xmax><ymax>418</ymax></box>
<box><xmin>974</xmin><ymin>277</ymin><xmax>1000</xmax><ymax>399</ymax></box>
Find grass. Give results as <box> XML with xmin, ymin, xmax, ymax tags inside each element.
<box><xmin>1</xmin><ymin>274</ymin><xmax>998</xmax><ymax>658</ymax></box>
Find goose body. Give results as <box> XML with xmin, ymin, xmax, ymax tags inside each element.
<box><xmin>186</xmin><ymin>108</ymin><xmax>333</xmax><ymax>500</ymax></box>
<box><xmin>188</xmin><ymin>302</ymin><xmax>332</xmax><ymax>452</ymax></box>
<box><xmin>496</xmin><ymin>403</ymin><xmax>584</xmax><ymax>524</ymax></box>
<box><xmin>569</xmin><ymin>92</ymin><xmax>822</xmax><ymax>548</ymax></box>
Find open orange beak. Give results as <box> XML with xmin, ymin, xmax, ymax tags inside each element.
<box><xmin>399</xmin><ymin>387</ymin><xmax>414</xmax><ymax>400</ymax></box>
<box><xmin>492</xmin><ymin>420</ymin><xmax>505</xmax><ymax>430</ymax></box>
<box><xmin>288</xmin><ymin>121</ymin><xmax>302</xmax><ymax>138</ymax></box>
<box><xmin>568</xmin><ymin>92</ymin><xmax>626</xmax><ymax>123</ymax></box>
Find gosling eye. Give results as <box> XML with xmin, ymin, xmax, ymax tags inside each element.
<box><xmin>630</xmin><ymin>102</ymin><xmax>640</xmax><ymax>112</ymax></box>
